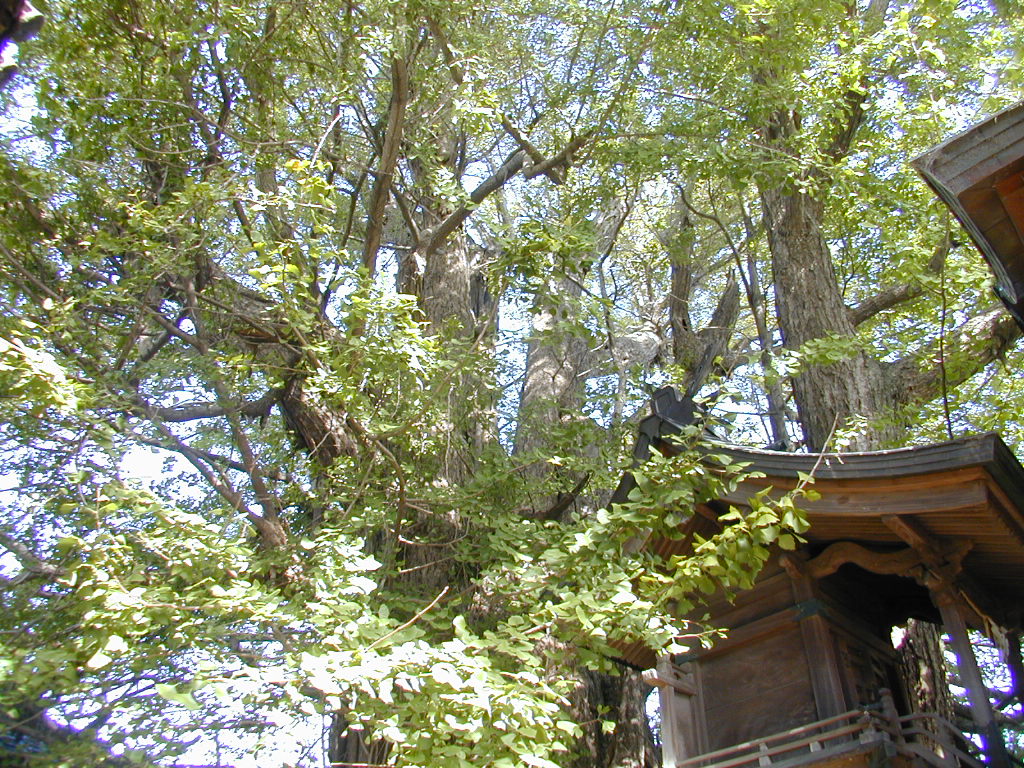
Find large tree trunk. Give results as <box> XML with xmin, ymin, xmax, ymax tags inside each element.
<box><xmin>761</xmin><ymin>185</ymin><xmax>897</xmax><ymax>451</ymax></box>
<box><xmin>514</xmin><ymin>274</ymin><xmax>589</xmax><ymax>486</ymax></box>
<box><xmin>571</xmin><ymin>665</ymin><xmax>657</xmax><ymax>768</ymax></box>
<box><xmin>896</xmin><ymin>621</ymin><xmax>957</xmax><ymax>744</ymax></box>
<box><xmin>511</xmin><ymin>202</ymin><xmax>664</xmax><ymax>767</ymax></box>
<box><xmin>754</xmin><ymin>34</ymin><xmax>966</xmax><ymax>755</ymax></box>
<box><xmin>514</xmin><ymin>202</ymin><xmax>626</xmax><ymax>514</ymax></box>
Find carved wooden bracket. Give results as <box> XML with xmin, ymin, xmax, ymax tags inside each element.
<box><xmin>881</xmin><ymin>515</ymin><xmax>979</xmax><ymax>598</ymax></box>
<box><xmin>780</xmin><ymin>517</ymin><xmax>1000</xmax><ymax>632</ymax></box>
<box><xmin>779</xmin><ymin>516</ymin><xmax>974</xmax><ymax>586</ymax></box>
<box><xmin>800</xmin><ymin>541</ymin><xmax>926</xmax><ymax>581</ymax></box>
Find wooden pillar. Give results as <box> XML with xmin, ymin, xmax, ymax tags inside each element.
<box><xmin>644</xmin><ymin>657</ymin><xmax>703</xmax><ymax>768</ymax></box>
<box><xmin>932</xmin><ymin>585</ymin><xmax>1011</xmax><ymax>768</ymax></box>
<box><xmin>880</xmin><ymin>688</ymin><xmax>905</xmax><ymax>749</ymax></box>
<box><xmin>783</xmin><ymin>555</ymin><xmax>847</xmax><ymax>719</ymax></box>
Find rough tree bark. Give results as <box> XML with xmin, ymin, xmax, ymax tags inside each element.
<box><xmin>896</xmin><ymin>621</ymin><xmax>957</xmax><ymax>739</ymax></box>
<box><xmin>761</xmin><ymin>184</ymin><xmax>897</xmax><ymax>451</ymax></box>
<box><xmin>748</xmin><ymin>0</ymin><xmax>1024</xmax><ymax>755</ymax></box>
<box><xmin>511</xmin><ymin>202</ymin><xmax>653</xmax><ymax>768</ymax></box>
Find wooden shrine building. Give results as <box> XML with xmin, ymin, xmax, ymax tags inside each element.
<box><xmin>613</xmin><ymin>388</ymin><xmax>1024</xmax><ymax>768</ymax></box>
<box><xmin>913</xmin><ymin>101</ymin><xmax>1024</xmax><ymax>329</ymax></box>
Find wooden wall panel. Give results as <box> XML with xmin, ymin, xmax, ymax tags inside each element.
<box><xmin>699</xmin><ymin>626</ymin><xmax>817</xmax><ymax>750</ymax></box>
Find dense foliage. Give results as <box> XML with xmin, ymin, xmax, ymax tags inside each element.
<box><xmin>1</xmin><ymin>0</ymin><xmax>1023</xmax><ymax>765</ymax></box>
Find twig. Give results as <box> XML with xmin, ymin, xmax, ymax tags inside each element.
<box><xmin>366</xmin><ymin>586</ymin><xmax>450</xmax><ymax>651</ymax></box>
<box><xmin>133</xmin><ymin>435</ymin><xmax>287</xmax><ymax>481</ymax></box>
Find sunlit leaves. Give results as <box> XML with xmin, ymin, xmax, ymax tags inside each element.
<box><xmin>0</xmin><ymin>325</ymin><xmax>79</xmax><ymax>415</ymax></box>
<box><xmin>1</xmin><ymin>0</ymin><xmax>1023</xmax><ymax>763</ymax></box>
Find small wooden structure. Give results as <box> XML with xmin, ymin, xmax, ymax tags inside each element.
<box><xmin>913</xmin><ymin>102</ymin><xmax>1024</xmax><ymax>328</ymax></box>
<box><xmin>0</xmin><ymin>0</ymin><xmax>43</xmax><ymax>87</ymax></box>
<box><xmin>614</xmin><ymin>388</ymin><xmax>1024</xmax><ymax>768</ymax></box>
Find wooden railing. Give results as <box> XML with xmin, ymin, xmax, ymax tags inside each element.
<box><xmin>676</xmin><ymin>708</ymin><xmax>894</xmax><ymax>768</ymax></box>
<box><xmin>897</xmin><ymin>712</ymin><xmax>985</xmax><ymax>768</ymax></box>
<box><xmin>674</xmin><ymin>694</ymin><xmax>985</xmax><ymax>768</ymax></box>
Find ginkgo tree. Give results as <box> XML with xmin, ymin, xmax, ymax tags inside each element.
<box><xmin>1</xmin><ymin>0</ymin><xmax>1023</xmax><ymax>765</ymax></box>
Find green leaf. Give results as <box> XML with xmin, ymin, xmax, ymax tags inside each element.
<box><xmin>154</xmin><ymin>684</ymin><xmax>202</xmax><ymax>711</ymax></box>
<box><xmin>104</xmin><ymin>635</ymin><xmax>129</xmax><ymax>654</ymax></box>
<box><xmin>85</xmin><ymin>650</ymin><xmax>112</xmax><ymax>670</ymax></box>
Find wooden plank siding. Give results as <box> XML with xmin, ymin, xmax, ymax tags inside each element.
<box><xmin>700</xmin><ymin>626</ymin><xmax>819</xmax><ymax>751</ymax></box>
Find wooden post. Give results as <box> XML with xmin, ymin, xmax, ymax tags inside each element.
<box><xmin>644</xmin><ymin>657</ymin><xmax>702</xmax><ymax>768</ymax></box>
<box><xmin>932</xmin><ymin>585</ymin><xmax>1011</xmax><ymax>768</ymax></box>
<box><xmin>880</xmin><ymin>688</ymin><xmax>905</xmax><ymax>747</ymax></box>
<box><xmin>782</xmin><ymin>554</ymin><xmax>847</xmax><ymax>720</ymax></box>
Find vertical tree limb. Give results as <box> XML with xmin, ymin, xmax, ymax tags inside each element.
<box><xmin>363</xmin><ymin>56</ymin><xmax>409</xmax><ymax>277</ymax></box>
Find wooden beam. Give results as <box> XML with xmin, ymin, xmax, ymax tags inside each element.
<box><xmin>649</xmin><ymin>657</ymin><xmax>705</xmax><ymax>767</ymax></box>
<box><xmin>801</xmin><ymin>541</ymin><xmax>924</xmax><ymax>581</ymax></box>
<box><xmin>881</xmin><ymin>515</ymin><xmax>949</xmax><ymax>567</ymax></box>
<box><xmin>932</xmin><ymin>585</ymin><xmax>1012</xmax><ymax>768</ymax></box>
<box><xmin>644</xmin><ymin>664</ymin><xmax>697</xmax><ymax>697</ymax></box>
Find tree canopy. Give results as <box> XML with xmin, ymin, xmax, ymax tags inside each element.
<box><xmin>1</xmin><ymin>0</ymin><xmax>1024</xmax><ymax>765</ymax></box>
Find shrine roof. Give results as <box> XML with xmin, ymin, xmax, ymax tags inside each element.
<box><xmin>912</xmin><ymin>100</ymin><xmax>1024</xmax><ymax>328</ymax></box>
<box><xmin>614</xmin><ymin>387</ymin><xmax>1024</xmax><ymax>644</ymax></box>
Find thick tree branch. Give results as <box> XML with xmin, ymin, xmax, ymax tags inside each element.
<box><xmin>953</xmin><ymin>702</ymin><xmax>1024</xmax><ymax>732</ymax></box>
<box><xmin>889</xmin><ymin>307</ymin><xmax>1022</xmax><ymax>406</ymax></box>
<box><xmin>144</xmin><ymin>304</ymin><xmax>204</xmax><ymax>349</ymax></box>
<box><xmin>502</xmin><ymin>116</ymin><xmax>565</xmax><ymax>185</ymax></box>
<box><xmin>427</xmin><ymin>16</ymin><xmax>464</xmax><ymax>86</ymax></box>
<box><xmin>147</xmin><ymin>417</ymin><xmax>286</xmax><ymax>552</ymax></box>
<box><xmin>420</xmin><ymin>115</ymin><xmax>594</xmax><ymax>258</ymax></box>
<box><xmin>211</xmin><ymin>377</ymin><xmax>285</xmax><ymax>540</ymax></box>
<box><xmin>134</xmin><ymin>388</ymin><xmax>281</xmax><ymax>423</ymax></box>
<box><xmin>522</xmin><ymin>131</ymin><xmax>591</xmax><ymax>181</ymax></box>
<box><xmin>134</xmin><ymin>435</ymin><xmax>287</xmax><ymax>481</ymax></box>
<box><xmin>0</xmin><ymin>530</ymin><xmax>63</xmax><ymax>583</ymax></box>
<box><xmin>848</xmin><ymin>233</ymin><xmax>949</xmax><ymax>326</ymax></box>
<box><xmin>149</xmin><ymin>419</ymin><xmax>245</xmax><ymax>513</ymax></box>
<box><xmin>677</xmin><ymin>185</ymin><xmax>786</xmax><ymax>444</ymax></box>
<box><xmin>667</xmin><ymin>246</ymin><xmax>696</xmax><ymax>366</ymax></box>
<box><xmin>684</xmin><ymin>277</ymin><xmax>740</xmax><ymax>399</ymax></box>
<box><xmin>823</xmin><ymin>0</ymin><xmax>890</xmax><ymax>161</ymax></box>
<box><xmin>424</xmin><ymin>149</ymin><xmax>526</xmax><ymax>255</ymax></box>
<box><xmin>849</xmin><ymin>283</ymin><xmax>923</xmax><ymax>326</ymax></box>
<box><xmin>279</xmin><ymin>375</ymin><xmax>359</xmax><ymax>465</ymax></box>
<box><xmin>363</xmin><ymin>56</ymin><xmax>409</xmax><ymax>276</ymax></box>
